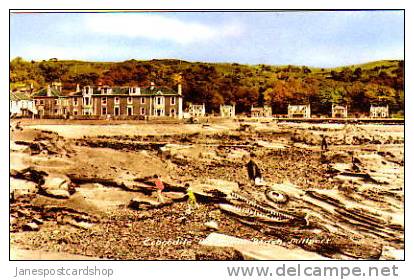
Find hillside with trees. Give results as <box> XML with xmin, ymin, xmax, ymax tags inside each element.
<box><xmin>10</xmin><ymin>57</ymin><xmax>404</xmax><ymax>116</ymax></box>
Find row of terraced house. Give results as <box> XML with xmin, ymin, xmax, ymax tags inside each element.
<box><xmin>11</xmin><ymin>82</ymin><xmax>391</xmax><ymax>119</ymax></box>
<box><xmin>32</xmin><ymin>82</ymin><xmax>183</xmax><ymax>119</ymax></box>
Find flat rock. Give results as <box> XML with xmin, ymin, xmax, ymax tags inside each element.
<box><xmin>45</xmin><ymin>189</ymin><xmax>70</xmax><ymax>199</ymax></box>
<box><xmin>23</xmin><ymin>222</ymin><xmax>39</xmax><ymax>231</ymax></box>
<box><xmin>256</xmin><ymin>140</ymin><xmax>286</xmax><ymax>149</ymax></box>
<box><xmin>191</xmin><ymin>179</ymin><xmax>239</xmax><ymax>198</ymax></box>
<box><xmin>11</xmin><ymin>247</ymin><xmax>100</xmax><ymax>260</ymax></box>
<box><xmin>40</xmin><ymin>174</ymin><xmax>74</xmax><ymax>199</ymax></box>
<box><xmin>10</xmin><ymin>178</ymin><xmax>37</xmax><ymax>191</ymax></box>
<box><xmin>129</xmin><ymin>197</ymin><xmax>171</xmax><ymax>210</ymax></box>
<box><xmin>204</xmin><ymin>220</ymin><xmax>219</xmax><ymax>231</ymax></box>
<box><xmin>163</xmin><ymin>192</ymin><xmax>187</xmax><ymax>200</ymax></box>
<box><xmin>200</xmin><ymin>233</ymin><xmax>326</xmax><ymax>260</ymax></box>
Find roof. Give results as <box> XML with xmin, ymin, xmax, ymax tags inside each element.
<box><xmin>10</xmin><ymin>91</ymin><xmax>31</xmax><ymax>101</ymax></box>
<box><xmin>251</xmin><ymin>106</ymin><xmax>271</xmax><ymax>111</ymax></box>
<box><xmin>33</xmin><ymin>84</ymin><xmax>179</xmax><ymax>98</ymax></box>
<box><xmin>33</xmin><ymin>88</ymin><xmax>61</xmax><ymax>97</ymax></box>
<box><xmin>67</xmin><ymin>85</ymin><xmax>178</xmax><ymax>96</ymax></box>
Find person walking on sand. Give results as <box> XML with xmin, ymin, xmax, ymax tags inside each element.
<box><xmin>246</xmin><ymin>153</ymin><xmax>263</xmax><ymax>186</ymax></box>
<box><xmin>153</xmin><ymin>175</ymin><xmax>165</xmax><ymax>203</ymax></box>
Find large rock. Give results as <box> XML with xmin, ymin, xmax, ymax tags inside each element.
<box><xmin>191</xmin><ymin>179</ymin><xmax>240</xmax><ymax>199</ymax></box>
<box><xmin>204</xmin><ymin>220</ymin><xmax>219</xmax><ymax>231</ymax></box>
<box><xmin>163</xmin><ymin>192</ymin><xmax>187</xmax><ymax>201</ymax></box>
<box><xmin>23</xmin><ymin>222</ymin><xmax>39</xmax><ymax>231</ymax></box>
<box><xmin>200</xmin><ymin>233</ymin><xmax>327</xmax><ymax>260</ymax></box>
<box><xmin>10</xmin><ymin>178</ymin><xmax>37</xmax><ymax>199</ymax></box>
<box><xmin>39</xmin><ymin>175</ymin><xmax>75</xmax><ymax>199</ymax></box>
<box><xmin>129</xmin><ymin>197</ymin><xmax>172</xmax><ymax>210</ymax></box>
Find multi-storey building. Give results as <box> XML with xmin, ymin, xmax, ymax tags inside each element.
<box><xmin>331</xmin><ymin>105</ymin><xmax>348</xmax><ymax>118</ymax></box>
<box><xmin>187</xmin><ymin>103</ymin><xmax>206</xmax><ymax>117</ymax></box>
<box><xmin>10</xmin><ymin>91</ymin><xmax>37</xmax><ymax>117</ymax></box>
<box><xmin>287</xmin><ymin>104</ymin><xmax>311</xmax><ymax>118</ymax></box>
<box><xmin>370</xmin><ymin>105</ymin><xmax>389</xmax><ymax>118</ymax></box>
<box><xmin>220</xmin><ymin>104</ymin><xmax>236</xmax><ymax>118</ymax></box>
<box><xmin>251</xmin><ymin>105</ymin><xmax>272</xmax><ymax>118</ymax></box>
<box><xmin>33</xmin><ymin>82</ymin><xmax>183</xmax><ymax>119</ymax></box>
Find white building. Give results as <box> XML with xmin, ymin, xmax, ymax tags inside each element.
<box><xmin>188</xmin><ymin>103</ymin><xmax>205</xmax><ymax>117</ymax></box>
<box><xmin>370</xmin><ymin>105</ymin><xmax>389</xmax><ymax>118</ymax></box>
<box><xmin>251</xmin><ymin>105</ymin><xmax>272</xmax><ymax>118</ymax></box>
<box><xmin>220</xmin><ymin>104</ymin><xmax>236</xmax><ymax>118</ymax></box>
<box><xmin>288</xmin><ymin>104</ymin><xmax>311</xmax><ymax>118</ymax></box>
<box><xmin>332</xmin><ymin>105</ymin><xmax>348</xmax><ymax>118</ymax></box>
<box><xmin>10</xmin><ymin>91</ymin><xmax>37</xmax><ymax>117</ymax></box>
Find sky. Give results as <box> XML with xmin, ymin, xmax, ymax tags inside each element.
<box><xmin>10</xmin><ymin>10</ymin><xmax>404</xmax><ymax>67</ymax></box>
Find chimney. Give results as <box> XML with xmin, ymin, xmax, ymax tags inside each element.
<box><xmin>150</xmin><ymin>82</ymin><xmax>155</xmax><ymax>90</ymax></box>
<box><xmin>76</xmin><ymin>84</ymin><xmax>80</xmax><ymax>92</ymax></box>
<box><xmin>178</xmin><ymin>84</ymin><xmax>182</xmax><ymax>96</ymax></box>
<box><xmin>47</xmin><ymin>85</ymin><xmax>51</xmax><ymax>96</ymax></box>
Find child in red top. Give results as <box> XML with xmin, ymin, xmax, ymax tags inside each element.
<box><xmin>153</xmin><ymin>175</ymin><xmax>165</xmax><ymax>203</ymax></box>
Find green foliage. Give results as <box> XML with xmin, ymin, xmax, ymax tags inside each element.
<box><xmin>9</xmin><ymin>57</ymin><xmax>404</xmax><ymax>115</ymax></box>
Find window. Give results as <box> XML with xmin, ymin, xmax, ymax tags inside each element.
<box><xmin>102</xmin><ymin>107</ymin><xmax>107</xmax><ymax>115</ymax></box>
<box><xmin>140</xmin><ymin>107</ymin><xmax>145</xmax><ymax>115</ymax></box>
<box><xmin>141</xmin><ymin>97</ymin><xmax>145</xmax><ymax>104</ymax></box>
<box><xmin>127</xmin><ymin>97</ymin><xmax>133</xmax><ymax>104</ymax></box>
<box><xmin>85</xmin><ymin>86</ymin><xmax>92</xmax><ymax>94</ymax></box>
<box><xmin>73</xmin><ymin>98</ymin><xmax>78</xmax><ymax>106</ymax></box>
<box><xmin>40</xmin><ymin>100</ymin><xmax>44</xmax><ymax>105</ymax></box>
<box><xmin>83</xmin><ymin>97</ymin><xmax>90</xmax><ymax>106</ymax></box>
<box><xmin>102</xmin><ymin>97</ymin><xmax>107</xmax><ymax>105</ymax></box>
<box><xmin>170</xmin><ymin>108</ymin><xmax>176</xmax><ymax>116</ymax></box>
<box><xmin>114</xmin><ymin>107</ymin><xmax>120</xmax><ymax>116</ymax></box>
<box><xmin>73</xmin><ymin>110</ymin><xmax>78</xmax><ymax>115</ymax></box>
<box><xmin>127</xmin><ymin>107</ymin><xmax>133</xmax><ymax>116</ymax></box>
<box><xmin>171</xmin><ymin>97</ymin><xmax>176</xmax><ymax>105</ymax></box>
<box><xmin>54</xmin><ymin>99</ymin><xmax>58</xmax><ymax>105</ymax></box>
<box><xmin>156</xmin><ymin>97</ymin><xmax>163</xmax><ymax>105</ymax></box>
<box><xmin>54</xmin><ymin>109</ymin><xmax>58</xmax><ymax>114</ymax></box>
<box><xmin>115</xmin><ymin>97</ymin><xmax>120</xmax><ymax>104</ymax></box>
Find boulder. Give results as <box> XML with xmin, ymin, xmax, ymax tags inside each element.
<box><xmin>23</xmin><ymin>222</ymin><xmax>39</xmax><ymax>231</ymax></box>
<box><xmin>199</xmin><ymin>233</ymin><xmax>327</xmax><ymax>260</ymax></box>
<box><xmin>204</xmin><ymin>220</ymin><xmax>219</xmax><ymax>231</ymax></box>
<box><xmin>129</xmin><ymin>197</ymin><xmax>172</xmax><ymax>210</ymax></box>
<box><xmin>191</xmin><ymin>179</ymin><xmax>240</xmax><ymax>199</ymax></box>
<box><xmin>163</xmin><ymin>192</ymin><xmax>187</xmax><ymax>201</ymax></box>
<box><xmin>39</xmin><ymin>174</ymin><xmax>75</xmax><ymax>199</ymax></box>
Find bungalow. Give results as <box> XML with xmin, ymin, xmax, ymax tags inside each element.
<box><xmin>33</xmin><ymin>82</ymin><xmax>183</xmax><ymax>119</ymax></box>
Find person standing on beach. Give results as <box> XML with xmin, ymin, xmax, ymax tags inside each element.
<box><xmin>246</xmin><ymin>153</ymin><xmax>263</xmax><ymax>186</ymax></box>
<box><xmin>153</xmin><ymin>175</ymin><xmax>165</xmax><ymax>203</ymax></box>
<box><xmin>321</xmin><ymin>135</ymin><xmax>329</xmax><ymax>151</ymax></box>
